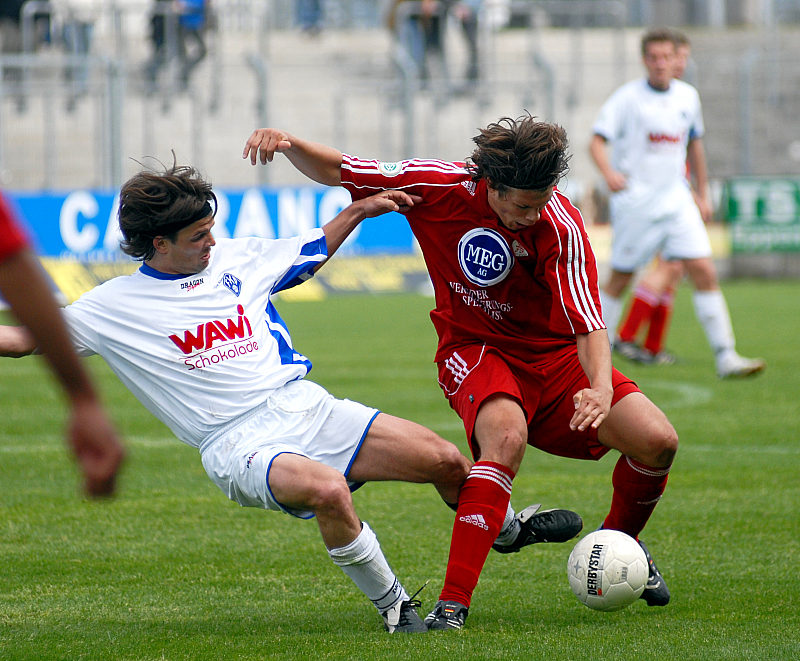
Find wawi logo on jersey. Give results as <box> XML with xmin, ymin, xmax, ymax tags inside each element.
<box><xmin>457</xmin><ymin>227</ymin><xmax>514</xmax><ymax>287</ymax></box>
<box><xmin>168</xmin><ymin>304</ymin><xmax>259</xmax><ymax>371</ymax></box>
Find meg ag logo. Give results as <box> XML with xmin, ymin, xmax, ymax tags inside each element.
<box><xmin>457</xmin><ymin>228</ymin><xmax>513</xmax><ymax>287</ymax></box>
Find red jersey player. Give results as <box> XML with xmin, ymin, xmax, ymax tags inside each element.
<box><xmin>243</xmin><ymin>116</ymin><xmax>678</xmax><ymax>629</ymax></box>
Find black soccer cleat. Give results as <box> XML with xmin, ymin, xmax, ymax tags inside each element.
<box><xmin>638</xmin><ymin>539</ymin><xmax>671</xmax><ymax>606</ymax></box>
<box><xmin>492</xmin><ymin>504</ymin><xmax>583</xmax><ymax>554</ymax></box>
<box><xmin>424</xmin><ymin>599</ymin><xmax>469</xmax><ymax>631</ymax></box>
<box><xmin>381</xmin><ymin>598</ymin><xmax>428</xmax><ymax>633</ymax></box>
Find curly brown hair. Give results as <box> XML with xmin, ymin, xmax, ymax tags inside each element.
<box><xmin>467</xmin><ymin>114</ymin><xmax>570</xmax><ymax>193</ymax></box>
<box><xmin>118</xmin><ymin>157</ymin><xmax>217</xmax><ymax>261</ymax></box>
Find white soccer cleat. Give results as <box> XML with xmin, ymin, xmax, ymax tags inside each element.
<box><xmin>716</xmin><ymin>352</ymin><xmax>766</xmax><ymax>379</ymax></box>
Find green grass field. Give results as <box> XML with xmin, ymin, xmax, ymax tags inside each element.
<box><xmin>1</xmin><ymin>280</ymin><xmax>798</xmax><ymax>660</ymax></box>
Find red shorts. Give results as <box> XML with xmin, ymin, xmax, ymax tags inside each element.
<box><xmin>437</xmin><ymin>344</ymin><xmax>640</xmax><ymax>461</ymax></box>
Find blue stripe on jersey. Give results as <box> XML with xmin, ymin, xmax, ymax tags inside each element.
<box><xmin>139</xmin><ymin>263</ymin><xmax>191</xmax><ymax>280</ymax></box>
<box><xmin>273</xmin><ymin>234</ymin><xmax>328</xmax><ymax>293</ymax></box>
<box><xmin>265</xmin><ymin>300</ymin><xmax>312</xmax><ymax>372</ymax></box>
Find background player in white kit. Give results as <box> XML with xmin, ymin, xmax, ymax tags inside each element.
<box><xmin>589</xmin><ymin>28</ymin><xmax>764</xmax><ymax>378</ymax></box>
<box><xmin>0</xmin><ymin>159</ymin><xmax>574</xmax><ymax>633</ymax></box>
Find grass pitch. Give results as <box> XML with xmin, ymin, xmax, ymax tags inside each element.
<box><xmin>1</xmin><ymin>280</ymin><xmax>798</xmax><ymax>660</ymax></box>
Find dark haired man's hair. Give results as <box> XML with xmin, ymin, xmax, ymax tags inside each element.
<box><xmin>118</xmin><ymin>157</ymin><xmax>217</xmax><ymax>261</ymax></box>
<box><xmin>467</xmin><ymin>115</ymin><xmax>570</xmax><ymax>193</ymax></box>
<box><xmin>641</xmin><ymin>27</ymin><xmax>678</xmax><ymax>55</ymax></box>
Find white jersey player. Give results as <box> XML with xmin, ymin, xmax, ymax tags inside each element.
<box><xmin>590</xmin><ymin>28</ymin><xmax>764</xmax><ymax>378</ymax></box>
<box><xmin>0</xmin><ymin>160</ymin><xmax>576</xmax><ymax>632</ymax></box>
<box><xmin>0</xmin><ymin>162</ymin><xmax>473</xmax><ymax>634</ymax></box>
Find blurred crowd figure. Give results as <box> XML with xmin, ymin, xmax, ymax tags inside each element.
<box><xmin>296</xmin><ymin>0</ymin><xmax>323</xmax><ymax>36</ymax></box>
<box><xmin>387</xmin><ymin>0</ymin><xmax>481</xmax><ymax>87</ymax></box>
<box><xmin>146</xmin><ymin>0</ymin><xmax>212</xmax><ymax>93</ymax></box>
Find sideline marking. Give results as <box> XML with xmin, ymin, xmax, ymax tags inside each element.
<box><xmin>638</xmin><ymin>379</ymin><xmax>714</xmax><ymax>409</ymax></box>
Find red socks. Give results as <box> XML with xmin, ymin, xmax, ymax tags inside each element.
<box><xmin>619</xmin><ymin>286</ymin><xmax>675</xmax><ymax>355</ymax></box>
<box><xmin>603</xmin><ymin>455</ymin><xmax>670</xmax><ymax>538</ymax></box>
<box><xmin>439</xmin><ymin>461</ymin><xmax>514</xmax><ymax>607</ymax></box>
<box><xmin>643</xmin><ymin>289</ymin><xmax>675</xmax><ymax>355</ymax></box>
<box><xmin>618</xmin><ymin>286</ymin><xmax>658</xmax><ymax>343</ymax></box>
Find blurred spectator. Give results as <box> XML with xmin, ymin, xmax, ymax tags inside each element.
<box><xmin>62</xmin><ymin>0</ymin><xmax>96</xmax><ymax>107</ymax></box>
<box><xmin>388</xmin><ymin>1</ymin><xmax>480</xmax><ymax>86</ymax></box>
<box><xmin>0</xmin><ymin>0</ymin><xmax>24</xmax><ymax>83</ymax></box>
<box><xmin>146</xmin><ymin>0</ymin><xmax>211</xmax><ymax>93</ymax></box>
<box><xmin>297</xmin><ymin>0</ymin><xmax>323</xmax><ymax>36</ymax></box>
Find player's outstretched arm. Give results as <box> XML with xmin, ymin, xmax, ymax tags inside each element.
<box><xmin>242</xmin><ymin>128</ymin><xmax>343</xmax><ymax>187</ymax></box>
<box><xmin>0</xmin><ymin>249</ymin><xmax>125</xmax><ymax>497</ymax></box>
<box><xmin>315</xmin><ymin>190</ymin><xmax>421</xmax><ymax>272</ymax></box>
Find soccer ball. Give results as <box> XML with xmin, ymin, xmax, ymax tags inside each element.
<box><xmin>567</xmin><ymin>530</ymin><xmax>648</xmax><ymax>611</ymax></box>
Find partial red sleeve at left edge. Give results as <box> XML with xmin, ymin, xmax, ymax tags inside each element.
<box><xmin>0</xmin><ymin>192</ymin><xmax>30</xmax><ymax>263</ymax></box>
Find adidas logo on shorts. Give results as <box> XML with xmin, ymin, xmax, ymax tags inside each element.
<box><xmin>459</xmin><ymin>513</ymin><xmax>489</xmax><ymax>530</ymax></box>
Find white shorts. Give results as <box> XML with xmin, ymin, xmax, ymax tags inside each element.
<box><xmin>200</xmin><ymin>379</ymin><xmax>379</xmax><ymax>519</ymax></box>
<box><xmin>609</xmin><ymin>181</ymin><xmax>712</xmax><ymax>272</ymax></box>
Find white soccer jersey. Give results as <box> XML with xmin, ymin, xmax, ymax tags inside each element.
<box><xmin>62</xmin><ymin>231</ymin><xmax>327</xmax><ymax>449</ymax></box>
<box><xmin>592</xmin><ymin>78</ymin><xmax>704</xmax><ymax>191</ymax></box>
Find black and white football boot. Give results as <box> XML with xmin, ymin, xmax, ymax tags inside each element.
<box><xmin>638</xmin><ymin>539</ymin><xmax>671</xmax><ymax>606</ymax></box>
<box><xmin>424</xmin><ymin>600</ymin><xmax>469</xmax><ymax>631</ymax></box>
<box><xmin>492</xmin><ymin>504</ymin><xmax>583</xmax><ymax>554</ymax></box>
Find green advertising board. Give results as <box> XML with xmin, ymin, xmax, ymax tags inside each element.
<box><xmin>722</xmin><ymin>178</ymin><xmax>800</xmax><ymax>253</ymax></box>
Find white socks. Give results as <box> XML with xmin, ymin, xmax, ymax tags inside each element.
<box><xmin>692</xmin><ymin>289</ymin><xmax>736</xmax><ymax>360</ymax></box>
<box><xmin>494</xmin><ymin>503</ymin><xmax>521</xmax><ymax>546</ymax></box>
<box><xmin>328</xmin><ymin>521</ymin><xmax>408</xmax><ymax>613</ymax></box>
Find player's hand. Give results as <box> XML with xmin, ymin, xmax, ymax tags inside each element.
<box><xmin>357</xmin><ymin>190</ymin><xmax>422</xmax><ymax>218</ymax></box>
<box><xmin>605</xmin><ymin>170</ymin><xmax>628</xmax><ymax>193</ymax></box>
<box><xmin>695</xmin><ymin>193</ymin><xmax>713</xmax><ymax>224</ymax></box>
<box><xmin>569</xmin><ymin>387</ymin><xmax>612</xmax><ymax>432</ymax></box>
<box><xmin>242</xmin><ymin>128</ymin><xmax>292</xmax><ymax>165</ymax></box>
<box><xmin>67</xmin><ymin>399</ymin><xmax>125</xmax><ymax>497</ymax></box>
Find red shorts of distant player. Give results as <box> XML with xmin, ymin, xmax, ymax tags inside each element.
<box><xmin>437</xmin><ymin>344</ymin><xmax>640</xmax><ymax>461</ymax></box>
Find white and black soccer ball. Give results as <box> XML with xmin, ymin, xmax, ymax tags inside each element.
<box><xmin>567</xmin><ymin>529</ymin><xmax>648</xmax><ymax>611</ymax></box>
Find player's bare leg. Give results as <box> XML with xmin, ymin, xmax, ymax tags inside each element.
<box><xmin>347</xmin><ymin>412</ymin><xmax>470</xmax><ymax>505</ymax></box>
<box><xmin>269</xmin><ymin>453</ymin><xmax>427</xmax><ymax>632</ymax></box>
<box><xmin>597</xmin><ymin>392</ymin><xmax>678</xmax><ymax>605</ymax></box>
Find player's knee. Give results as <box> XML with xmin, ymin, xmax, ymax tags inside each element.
<box><xmin>647</xmin><ymin>421</ymin><xmax>679</xmax><ymax>468</ymax></box>
<box><xmin>435</xmin><ymin>441</ymin><xmax>471</xmax><ymax>485</ymax></box>
<box><xmin>306</xmin><ymin>475</ymin><xmax>353</xmax><ymax>517</ymax></box>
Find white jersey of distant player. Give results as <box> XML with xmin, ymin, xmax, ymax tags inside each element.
<box><xmin>593</xmin><ymin>77</ymin><xmax>704</xmax><ymax>207</ymax></box>
<box><xmin>62</xmin><ymin>231</ymin><xmax>326</xmax><ymax>449</ymax></box>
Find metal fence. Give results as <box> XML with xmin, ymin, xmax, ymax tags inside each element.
<box><xmin>0</xmin><ymin>0</ymin><xmax>799</xmax><ymax>193</ymax></box>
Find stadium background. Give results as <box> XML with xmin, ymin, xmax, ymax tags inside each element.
<box><xmin>1</xmin><ymin>0</ymin><xmax>799</xmax><ymax>301</ymax></box>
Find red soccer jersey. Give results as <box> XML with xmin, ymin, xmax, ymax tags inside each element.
<box><xmin>341</xmin><ymin>154</ymin><xmax>605</xmax><ymax>363</ymax></box>
<box><xmin>0</xmin><ymin>191</ymin><xmax>29</xmax><ymax>263</ymax></box>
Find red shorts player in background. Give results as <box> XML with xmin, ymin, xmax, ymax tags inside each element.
<box><xmin>243</xmin><ymin>114</ymin><xmax>677</xmax><ymax>630</ymax></box>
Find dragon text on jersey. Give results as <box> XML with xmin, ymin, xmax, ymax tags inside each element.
<box><xmin>457</xmin><ymin>227</ymin><xmax>514</xmax><ymax>287</ymax></box>
<box><xmin>168</xmin><ymin>304</ymin><xmax>260</xmax><ymax>371</ymax></box>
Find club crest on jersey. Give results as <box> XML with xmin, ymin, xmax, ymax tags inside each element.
<box><xmin>377</xmin><ymin>161</ymin><xmax>404</xmax><ymax>177</ymax></box>
<box><xmin>457</xmin><ymin>228</ymin><xmax>514</xmax><ymax>287</ymax></box>
<box><xmin>218</xmin><ymin>272</ymin><xmax>242</xmax><ymax>297</ymax></box>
